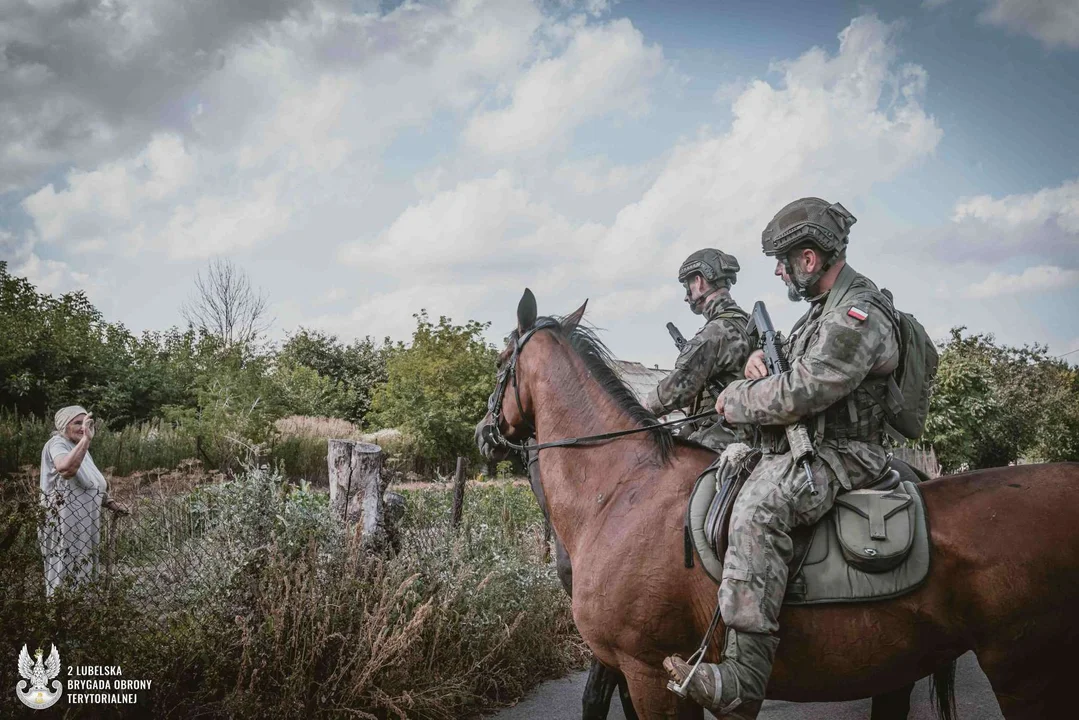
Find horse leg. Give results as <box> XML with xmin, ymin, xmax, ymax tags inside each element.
<box><xmin>582</xmin><ymin>656</ymin><xmax>619</xmax><ymax>720</ymax></box>
<box><xmin>617</xmin><ymin>671</ymin><xmax>641</xmax><ymax>720</ymax></box>
<box><xmin>583</xmin><ymin>658</ymin><xmax>641</xmax><ymax>720</ymax></box>
<box><xmin>619</xmin><ymin>658</ymin><xmax>702</xmax><ymax>720</ymax></box>
<box><xmin>977</xmin><ymin>644</ymin><xmax>1077</xmax><ymax>719</ymax></box>
<box><xmin>869</xmin><ymin>683</ymin><xmax>914</xmax><ymax>720</ymax></box>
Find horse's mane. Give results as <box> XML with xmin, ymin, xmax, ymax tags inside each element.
<box><xmin>522</xmin><ymin>314</ymin><xmax>677</xmax><ymax>464</ymax></box>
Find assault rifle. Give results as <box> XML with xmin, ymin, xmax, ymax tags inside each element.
<box><xmin>749</xmin><ymin>301</ymin><xmax>818</xmax><ymax>494</ymax></box>
<box><xmin>666</xmin><ymin>322</ymin><xmax>726</xmax><ymax>399</ymax></box>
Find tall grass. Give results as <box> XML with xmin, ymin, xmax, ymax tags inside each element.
<box><xmin>1</xmin><ymin>467</ymin><xmax>582</xmax><ymax>718</ymax></box>
<box><xmin>0</xmin><ymin>412</ymin><xmax>197</xmax><ymax>476</ymax></box>
<box><xmin>1</xmin><ymin>413</ymin><xmax>442</xmax><ymax>484</ymax></box>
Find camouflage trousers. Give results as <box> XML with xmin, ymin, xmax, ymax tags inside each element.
<box><xmin>717</xmin><ymin>452</ymin><xmax>842</xmax><ymax>634</ymax></box>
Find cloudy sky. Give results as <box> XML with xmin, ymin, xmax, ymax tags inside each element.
<box><xmin>2</xmin><ymin>0</ymin><xmax>1078</xmax><ymax>368</ymax></box>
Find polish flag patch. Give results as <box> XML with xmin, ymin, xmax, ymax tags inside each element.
<box><xmin>847</xmin><ymin>306</ymin><xmax>869</xmax><ymax>322</ymax></box>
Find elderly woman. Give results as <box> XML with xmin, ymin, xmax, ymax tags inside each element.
<box><xmin>39</xmin><ymin>406</ymin><xmax>128</xmax><ymax>596</ymax></box>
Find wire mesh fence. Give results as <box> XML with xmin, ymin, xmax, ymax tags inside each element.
<box><xmin>27</xmin><ymin>481</ymin><xmax>250</xmax><ymax>615</ymax></box>
<box><xmin>3</xmin><ymin>463</ymin><xmax>551</xmax><ymax>626</ymax></box>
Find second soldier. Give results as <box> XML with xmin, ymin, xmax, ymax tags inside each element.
<box><xmin>645</xmin><ymin>249</ymin><xmax>752</xmax><ymax>452</ymax></box>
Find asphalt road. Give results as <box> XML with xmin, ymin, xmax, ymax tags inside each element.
<box><xmin>486</xmin><ymin>651</ymin><xmax>1002</xmax><ymax>719</ymax></box>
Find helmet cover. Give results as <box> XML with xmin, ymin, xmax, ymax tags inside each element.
<box><xmin>761</xmin><ymin>197</ymin><xmax>857</xmax><ymax>259</ymax></box>
<box><xmin>677</xmin><ymin>249</ymin><xmax>740</xmax><ymax>287</ymax></box>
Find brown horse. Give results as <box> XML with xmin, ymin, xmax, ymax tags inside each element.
<box><xmin>524</xmin><ymin>443</ymin><xmax>924</xmax><ymax>720</ymax></box>
<box><xmin>477</xmin><ymin>290</ymin><xmax>1079</xmax><ymax>719</ymax></box>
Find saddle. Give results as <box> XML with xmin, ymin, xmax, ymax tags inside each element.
<box><xmin>685</xmin><ymin>454</ymin><xmax>931</xmax><ymax>605</ymax></box>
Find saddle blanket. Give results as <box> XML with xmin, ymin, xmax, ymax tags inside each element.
<box><xmin>685</xmin><ymin>461</ymin><xmax>931</xmax><ymax>605</ymax></box>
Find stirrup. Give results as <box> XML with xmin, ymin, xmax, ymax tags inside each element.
<box><xmin>668</xmin><ymin>601</ymin><xmax>724</xmax><ymax>697</ymax></box>
<box><xmin>667</xmin><ymin>647</ymin><xmax>707</xmax><ymax>698</ymax></box>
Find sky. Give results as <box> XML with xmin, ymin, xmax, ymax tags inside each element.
<box><xmin>2</xmin><ymin>0</ymin><xmax>1078</xmax><ymax>369</ymax></box>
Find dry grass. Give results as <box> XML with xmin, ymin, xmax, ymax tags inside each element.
<box><xmin>225</xmin><ymin>531</ymin><xmax>584</xmax><ymax>719</ymax></box>
<box><xmin>274</xmin><ymin>415</ymin><xmax>365</xmax><ymax>440</ymax></box>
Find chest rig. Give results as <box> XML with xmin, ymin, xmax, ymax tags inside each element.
<box><xmin>767</xmin><ymin>273</ymin><xmax>896</xmax><ymax>451</ymax></box>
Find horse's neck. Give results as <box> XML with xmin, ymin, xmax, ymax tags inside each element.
<box><xmin>530</xmin><ymin>356</ymin><xmax>662</xmax><ymax>556</ymax></box>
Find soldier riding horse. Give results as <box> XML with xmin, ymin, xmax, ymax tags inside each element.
<box><xmin>477</xmin><ymin>284</ymin><xmax>1079</xmax><ymax>716</ymax></box>
<box><xmin>478</xmin><ymin>291</ymin><xmax>1079</xmax><ymax>718</ymax></box>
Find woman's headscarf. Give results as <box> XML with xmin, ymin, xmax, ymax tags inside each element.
<box><xmin>54</xmin><ymin>406</ymin><xmax>88</xmax><ymax>434</ymax></box>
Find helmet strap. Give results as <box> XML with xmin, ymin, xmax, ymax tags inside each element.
<box><xmin>784</xmin><ymin>249</ymin><xmax>834</xmax><ymax>300</ymax></box>
<box><xmin>685</xmin><ymin>276</ymin><xmax>720</xmax><ymax>314</ymax></box>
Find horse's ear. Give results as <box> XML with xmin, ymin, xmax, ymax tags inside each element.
<box><xmin>517</xmin><ymin>288</ymin><xmax>537</xmax><ymax>334</ymax></box>
<box><xmin>563</xmin><ymin>299</ymin><xmax>588</xmax><ymax>330</ymax></box>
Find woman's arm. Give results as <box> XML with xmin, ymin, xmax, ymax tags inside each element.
<box><xmin>54</xmin><ymin>436</ymin><xmax>90</xmax><ymax>479</ymax></box>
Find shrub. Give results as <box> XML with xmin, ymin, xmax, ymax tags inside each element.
<box><xmin>369</xmin><ymin>312</ymin><xmax>498</xmax><ymax>474</ymax></box>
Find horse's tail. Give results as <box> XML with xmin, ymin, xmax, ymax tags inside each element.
<box><xmin>930</xmin><ymin>660</ymin><xmax>958</xmax><ymax>720</ymax></box>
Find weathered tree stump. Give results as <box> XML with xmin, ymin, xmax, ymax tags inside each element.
<box><xmin>328</xmin><ymin>440</ymin><xmax>390</xmax><ymax>550</ymax></box>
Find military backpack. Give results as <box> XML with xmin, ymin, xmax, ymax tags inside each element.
<box><xmin>867</xmin><ymin>289</ymin><xmax>938</xmax><ymax>441</ymax></box>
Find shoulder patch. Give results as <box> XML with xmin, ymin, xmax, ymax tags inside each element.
<box><xmin>847</xmin><ymin>306</ymin><xmax>868</xmax><ymax>322</ymax></box>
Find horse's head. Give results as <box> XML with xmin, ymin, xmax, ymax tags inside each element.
<box><xmin>475</xmin><ymin>288</ymin><xmax>587</xmax><ymax>460</ymax></box>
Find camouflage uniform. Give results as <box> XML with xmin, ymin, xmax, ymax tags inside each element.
<box><xmin>718</xmin><ymin>262</ymin><xmax>900</xmax><ymax>635</ymax></box>
<box><xmin>645</xmin><ymin>292</ymin><xmax>752</xmax><ymax>451</ymax></box>
<box><xmin>664</xmin><ymin>199</ymin><xmax>901</xmax><ymax>717</ymax></box>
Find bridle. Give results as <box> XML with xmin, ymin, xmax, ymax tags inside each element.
<box><xmin>482</xmin><ymin>319</ymin><xmax>717</xmax><ymax>454</ymax></box>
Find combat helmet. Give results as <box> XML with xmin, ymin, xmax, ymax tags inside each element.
<box><xmin>677</xmin><ymin>249</ymin><xmax>740</xmax><ymax>288</ymax></box>
<box><xmin>761</xmin><ymin>197</ymin><xmax>857</xmax><ymax>261</ymax></box>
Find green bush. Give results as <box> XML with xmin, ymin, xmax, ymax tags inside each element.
<box><xmin>370</xmin><ymin>311</ymin><xmax>498</xmax><ymax>474</ymax></box>
<box><xmin>924</xmin><ymin>328</ymin><xmax>1079</xmax><ymax>471</ymax></box>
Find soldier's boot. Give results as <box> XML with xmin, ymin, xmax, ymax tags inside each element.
<box><xmin>662</xmin><ymin>628</ymin><xmax>779</xmax><ymax>718</ymax></box>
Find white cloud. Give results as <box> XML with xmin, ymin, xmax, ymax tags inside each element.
<box><xmin>952</xmin><ymin>178</ymin><xmax>1079</xmax><ymax>233</ymax></box>
<box><xmin>591</xmin><ymin>14</ymin><xmax>942</xmax><ymax>282</ymax></box>
<box><xmin>10</xmin><ymin>253</ymin><xmax>94</xmax><ymax>297</ymax></box>
<box><xmin>979</xmin><ymin>0</ymin><xmax>1079</xmax><ymax>50</ymax></box>
<box><xmin>937</xmin><ymin>177</ymin><xmax>1079</xmax><ymax>265</ymax></box>
<box><xmin>965</xmin><ymin>264</ymin><xmax>1079</xmax><ymax>298</ymax></box>
<box><xmin>160</xmin><ymin>176</ymin><xmax>291</xmax><ymax>259</ymax></box>
<box><xmin>1</xmin><ymin>229</ymin><xmax>96</xmax><ymax>298</ymax></box>
<box><xmin>551</xmin><ymin>156</ymin><xmax>652</xmax><ymax>196</ymax></box>
<box><xmin>18</xmin><ymin>0</ymin><xmax>551</xmax><ymax>261</ymax></box>
<box><xmin>340</xmin><ymin>13</ymin><xmax>944</xmax><ymax>353</ymax></box>
<box><xmin>342</xmin><ymin>170</ymin><xmax>603</xmax><ymax>276</ymax></box>
<box><xmin>23</xmin><ymin>134</ymin><xmax>195</xmax><ymax>246</ymax></box>
<box><xmin>464</xmin><ymin>18</ymin><xmax>664</xmax><ymax>155</ymax></box>
<box><xmin>13</xmin><ymin>5</ymin><xmax>1072</xmax><ymax>370</ymax></box>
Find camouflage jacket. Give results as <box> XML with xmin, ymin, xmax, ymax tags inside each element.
<box><xmin>646</xmin><ymin>291</ymin><xmax>752</xmax><ymax>417</ymax></box>
<box><xmin>721</xmin><ymin>264</ymin><xmax>900</xmax><ymax>489</ymax></box>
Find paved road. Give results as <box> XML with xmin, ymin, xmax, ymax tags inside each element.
<box><xmin>486</xmin><ymin>652</ymin><xmax>1002</xmax><ymax>719</ymax></box>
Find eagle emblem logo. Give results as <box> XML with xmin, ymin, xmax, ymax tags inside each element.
<box><xmin>16</xmin><ymin>644</ymin><xmax>63</xmax><ymax>709</ymax></box>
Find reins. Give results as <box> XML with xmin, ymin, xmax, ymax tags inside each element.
<box><xmin>502</xmin><ymin>409</ymin><xmax>719</xmax><ymax>453</ymax></box>
<box><xmin>485</xmin><ymin>319</ymin><xmax>720</xmax><ymax>453</ymax></box>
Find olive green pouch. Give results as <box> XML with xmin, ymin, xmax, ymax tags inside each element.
<box><xmin>833</xmin><ymin>489</ymin><xmax>914</xmax><ymax>572</ymax></box>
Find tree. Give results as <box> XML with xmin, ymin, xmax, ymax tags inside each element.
<box><xmin>369</xmin><ymin>312</ymin><xmax>497</xmax><ymax>471</ymax></box>
<box><xmin>0</xmin><ymin>261</ymin><xmax>134</xmax><ymax>420</ymax></box>
<box><xmin>924</xmin><ymin>328</ymin><xmax>1079</xmax><ymax>472</ymax></box>
<box><xmin>276</xmin><ymin>329</ymin><xmax>395</xmax><ymax>424</ymax></box>
<box><xmin>182</xmin><ymin>258</ymin><xmax>270</xmax><ymax>349</ymax></box>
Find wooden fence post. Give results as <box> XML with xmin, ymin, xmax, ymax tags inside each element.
<box><xmin>451</xmin><ymin>456</ymin><xmax>467</xmax><ymax>529</ymax></box>
<box><xmin>328</xmin><ymin>439</ymin><xmax>390</xmax><ymax>549</ymax></box>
